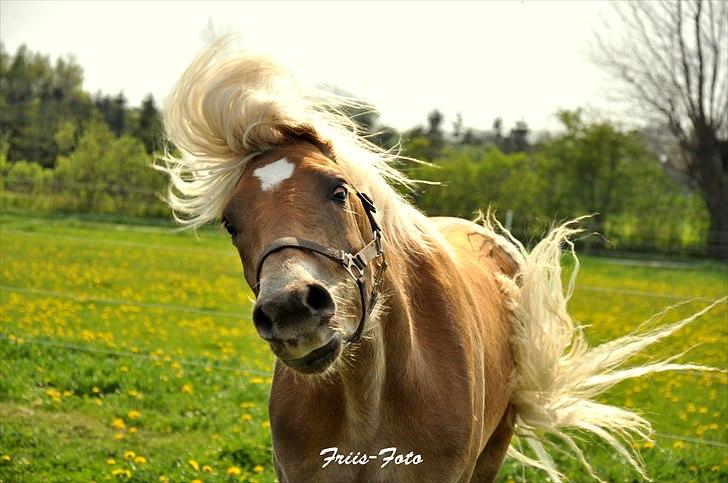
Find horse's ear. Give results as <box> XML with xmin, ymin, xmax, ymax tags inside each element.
<box><xmin>279</xmin><ymin>124</ymin><xmax>334</xmax><ymax>159</ymax></box>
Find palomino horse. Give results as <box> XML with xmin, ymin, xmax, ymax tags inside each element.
<box><xmin>157</xmin><ymin>38</ymin><xmax>722</xmax><ymax>482</ymax></box>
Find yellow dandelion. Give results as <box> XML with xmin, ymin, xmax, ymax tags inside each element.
<box><xmin>158</xmin><ymin>476</ymin><xmax>169</xmax><ymax>482</ymax></box>
<box><xmin>642</xmin><ymin>441</ymin><xmax>655</xmax><ymax>449</ymax></box>
<box><xmin>106</xmin><ymin>458</ymin><xmax>116</xmax><ymax>465</ymax></box>
<box><xmin>127</xmin><ymin>410</ymin><xmax>141</xmax><ymax>420</ymax></box>
<box><xmin>111</xmin><ymin>468</ymin><xmax>132</xmax><ymax>478</ymax></box>
<box><xmin>253</xmin><ymin>465</ymin><xmax>264</xmax><ymax>473</ymax></box>
<box><xmin>112</xmin><ymin>418</ymin><xmax>126</xmax><ymax>429</ymax></box>
<box><xmin>191</xmin><ymin>480</ymin><xmax>202</xmax><ymax>483</ymax></box>
<box><xmin>120</xmin><ymin>366</ymin><xmax>129</xmax><ymax>373</ymax></box>
<box><xmin>699</xmin><ymin>406</ymin><xmax>709</xmax><ymax>414</ymax></box>
<box><xmin>240</xmin><ymin>414</ymin><xmax>252</xmax><ymax>422</ymax></box>
<box><xmin>63</xmin><ymin>390</ymin><xmax>73</xmax><ymax>397</ymax></box>
<box><xmin>1</xmin><ymin>454</ymin><xmax>11</xmax><ymax>462</ymax></box>
<box><xmin>261</xmin><ymin>420</ymin><xmax>271</xmax><ymax>429</ymax></box>
<box><xmin>240</xmin><ymin>402</ymin><xmax>255</xmax><ymax>408</ymax></box>
<box><xmin>181</xmin><ymin>384</ymin><xmax>193</xmax><ymax>395</ymax></box>
<box><xmin>249</xmin><ymin>377</ymin><xmax>264</xmax><ymax>384</ymax></box>
<box><xmin>188</xmin><ymin>459</ymin><xmax>200</xmax><ymax>471</ymax></box>
<box><xmin>123</xmin><ymin>450</ymin><xmax>136</xmax><ymax>460</ymax></box>
<box><xmin>202</xmin><ymin>464</ymin><xmax>213</xmax><ymax>474</ymax></box>
<box><xmin>227</xmin><ymin>466</ymin><xmax>242</xmax><ymax>476</ymax></box>
<box><xmin>133</xmin><ymin>456</ymin><xmax>147</xmax><ymax>465</ymax></box>
<box><xmin>92</xmin><ymin>386</ymin><xmax>101</xmax><ymax>394</ymax></box>
<box><xmin>113</xmin><ymin>432</ymin><xmax>125</xmax><ymax>441</ymax></box>
<box><xmin>128</xmin><ymin>427</ymin><xmax>138</xmax><ymax>434</ymax></box>
<box><xmin>672</xmin><ymin>440</ymin><xmax>685</xmax><ymax>450</ymax></box>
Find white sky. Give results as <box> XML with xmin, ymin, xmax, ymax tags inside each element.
<box><xmin>1</xmin><ymin>1</ymin><xmax>620</xmax><ymax>133</ymax></box>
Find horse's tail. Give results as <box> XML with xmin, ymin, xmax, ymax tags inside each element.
<box><xmin>480</xmin><ymin>214</ymin><xmax>725</xmax><ymax>482</ymax></box>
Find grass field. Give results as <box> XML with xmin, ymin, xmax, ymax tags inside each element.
<box><xmin>0</xmin><ymin>212</ymin><xmax>726</xmax><ymax>482</ymax></box>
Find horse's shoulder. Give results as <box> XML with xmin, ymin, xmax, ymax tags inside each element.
<box><xmin>429</xmin><ymin>216</ymin><xmax>519</xmax><ymax>278</ymax></box>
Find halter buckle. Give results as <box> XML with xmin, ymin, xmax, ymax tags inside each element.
<box><xmin>341</xmin><ymin>252</ymin><xmax>366</xmax><ymax>280</ymax></box>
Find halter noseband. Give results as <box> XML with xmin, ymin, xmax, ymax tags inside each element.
<box><xmin>254</xmin><ymin>191</ymin><xmax>387</xmax><ymax>345</ymax></box>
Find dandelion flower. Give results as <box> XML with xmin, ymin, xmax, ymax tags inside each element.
<box><xmin>134</xmin><ymin>456</ymin><xmax>147</xmax><ymax>465</ymax></box>
<box><xmin>191</xmin><ymin>480</ymin><xmax>202</xmax><ymax>483</ymax></box>
<box><xmin>1</xmin><ymin>455</ymin><xmax>11</xmax><ymax>462</ymax></box>
<box><xmin>106</xmin><ymin>458</ymin><xmax>116</xmax><ymax>465</ymax></box>
<box><xmin>227</xmin><ymin>466</ymin><xmax>242</xmax><ymax>476</ymax></box>
<box><xmin>261</xmin><ymin>420</ymin><xmax>271</xmax><ymax>429</ymax></box>
<box><xmin>202</xmin><ymin>464</ymin><xmax>213</xmax><ymax>474</ymax></box>
<box><xmin>253</xmin><ymin>465</ymin><xmax>264</xmax><ymax>473</ymax></box>
<box><xmin>181</xmin><ymin>384</ymin><xmax>193</xmax><ymax>395</ymax></box>
<box><xmin>127</xmin><ymin>410</ymin><xmax>141</xmax><ymax>420</ymax></box>
<box><xmin>111</xmin><ymin>468</ymin><xmax>132</xmax><ymax>478</ymax></box>
<box><xmin>249</xmin><ymin>377</ymin><xmax>264</xmax><ymax>384</ymax></box>
<box><xmin>158</xmin><ymin>476</ymin><xmax>169</xmax><ymax>482</ymax></box>
<box><xmin>113</xmin><ymin>433</ymin><xmax>125</xmax><ymax>441</ymax></box>
<box><xmin>672</xmin><ymin>440</ymin><xmax>686</xmax><ymax>450</ymax></box>
<box><xmin>123</xmin><ymin>451</ymin><xmax>136</xmax><ymax>460</ymax></box>
<box><xmin>240</xmin><ymin>414</ymin><xmax>252</xmax><ymax>422</ymax></box>
<box><xmin>112</xmin><ymin>418</ymin><xmax>126</xmax><ymax>429</ymax></box>
<box><xmin>188</xmin><ymin>459</ymin><xmax>200</xmax><ymax>471</ymax></box>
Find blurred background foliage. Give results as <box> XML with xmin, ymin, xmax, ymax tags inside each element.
<box><xmin>0</xmin><ymin>43</ymin><xmax>711</xmax><ymax>256</ymax></box>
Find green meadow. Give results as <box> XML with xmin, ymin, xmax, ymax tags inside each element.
<box><xmin>0</xmin><ymin>212</ymin><xmax>726</xmax><ymax>482</ymax></box>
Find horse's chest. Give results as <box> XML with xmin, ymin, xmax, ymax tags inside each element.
<box><xmin>271</xmin><ymin>400</ymin><xmax>472</xmax><ymax>482</ymax></box>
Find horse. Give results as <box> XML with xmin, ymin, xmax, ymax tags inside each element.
<box><xmin>155</xmin><ymin>37</ymin><xmax>723</xmax><ymax>482</ymax></box>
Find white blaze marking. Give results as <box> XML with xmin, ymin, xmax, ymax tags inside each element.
<box><xmin>254</xmin><ymin>158</ymin><xmax>295</xmax><ymax>191</ymax></box>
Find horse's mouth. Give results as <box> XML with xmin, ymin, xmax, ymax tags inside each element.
<box><xmin>281</xmin><ymin>336</ymin><xmax>341</xmax><ymax>374</ymax></box>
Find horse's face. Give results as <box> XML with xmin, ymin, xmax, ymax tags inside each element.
<box><xmin>222</xmin><ymin>142</ymin><xmax>370</xmax><ymax>374</ymax></box>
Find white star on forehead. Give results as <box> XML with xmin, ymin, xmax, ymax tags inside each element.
<box><xmin>253</xmin><ymin>158</ymin><xmax>295</xmax><ymax>191</ymax></box>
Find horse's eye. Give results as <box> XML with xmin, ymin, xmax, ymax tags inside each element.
<box><xmin>331</xmin><ymin>185</ymin><xmax>348</xmax><ymax>203</ymax></box>
<box><xmin>222</xmin><ymin>219</ymin><xmax>237</xmax><ymax>237</ymax></box>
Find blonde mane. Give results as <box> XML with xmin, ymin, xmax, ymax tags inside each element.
<box><xmin>155</xmin><ymin>36</ymin><xmax>440</xmax><ymax>256</ymax></box>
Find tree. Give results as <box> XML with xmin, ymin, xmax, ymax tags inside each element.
<box><xmin>132</xmin><ymin>94</ymin><xmax>163</xmax><ymax>153</ymax></box>
<box><xmin>94</xmin><ymin>91</ymin><xmax>128</xmax><ymax>136</ymax></box>
<box><xmin>0</xmin><ymin>44</ymin><xmax>92</xmax><ymax>166</ymax></box>
<box><xmin>425</xmin><ymin>109</ymin><xmax>445</xmax><ymax>159</ymax></box>
<box><xmin>592</xmin><ymin>0</ymin><xmax>728</xmax><ymax>258</ymax></box>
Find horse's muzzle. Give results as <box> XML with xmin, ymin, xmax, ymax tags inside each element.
<box><xmin>252</xmin><ymin>277</ymin><xmax>341</xmax><ymax>372</ymax></box>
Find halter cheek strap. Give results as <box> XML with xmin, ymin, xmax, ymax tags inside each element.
<box><xmin>254</xmin><ymin>191</ymin><xmax>387</xmax><ymax>345</ymax></box>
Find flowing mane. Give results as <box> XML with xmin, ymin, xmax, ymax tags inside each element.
<box><xmin>156</xmin><ymin>36</ymin><xmax>441</xmax><ymax>257</ymax></box>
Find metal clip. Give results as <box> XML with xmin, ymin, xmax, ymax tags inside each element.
<box><xmin>341</xmin><ymin>252</ymin><xmax>365</xmax><ymax>280</ymax></box>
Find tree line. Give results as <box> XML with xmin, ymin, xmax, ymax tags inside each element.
<box><xmin>0</xmin><ymin>41</ymin><xmax>717</xmax><ymax>257</ymax></box>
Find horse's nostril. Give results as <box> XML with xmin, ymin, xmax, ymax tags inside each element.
<box><xmin>253</xmin><ymin>303</ymin><xmax>274</xmax><ymax>340</ymax></box>
<box><xmin>304</xmin><ymin>283</ymin><xmax>335</xmax><ymax>316</ymax></box>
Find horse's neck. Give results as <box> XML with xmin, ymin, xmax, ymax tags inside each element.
<box><xmin>323</xmin><ymin>244</ymin><xmax>446</xmax><ymax>436</ymax></box>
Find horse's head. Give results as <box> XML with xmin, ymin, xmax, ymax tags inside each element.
<box><xmin>222</xmin><ymin>140</ymin><xmax>383</xmax><ymax>374</ymax></box>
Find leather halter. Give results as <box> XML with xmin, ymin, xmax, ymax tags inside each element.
<box><xmin>254</xmin><ymin>191</ymin><xmax>387</xmax><ymax>345</ymax></box>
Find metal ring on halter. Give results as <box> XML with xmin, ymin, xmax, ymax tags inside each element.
<box><xmin>254</xmin><ymin>190</ymin><xmax>386</xmax><ymax>345</ymax></box>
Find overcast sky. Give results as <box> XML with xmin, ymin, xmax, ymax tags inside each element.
<box><xmin>1</xmin><ymin>1</ymin><xmax>620</xmax><ymax>132</ymax></box>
